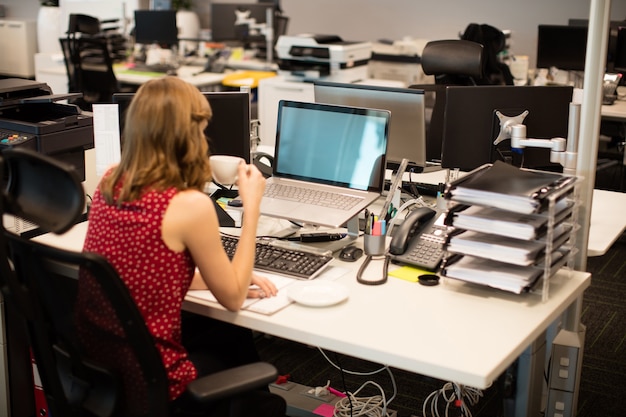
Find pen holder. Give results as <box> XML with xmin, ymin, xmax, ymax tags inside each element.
<box><xmin>363</xmin><ymin>235</ymin><xmax>386</xmax><ymax>256</ymax></box>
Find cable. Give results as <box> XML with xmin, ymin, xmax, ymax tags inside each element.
<box><xmin>317</xmin><ymin>347</ymin><xmax>397</xmax><ymax>417</ymax></box>
<box><xmin>333</xmin><ymin>381</ymin><xmax>391</xmax><ymax>417</ymax></box>
<box><xmin>422</xmin><ymin>382</ymin><xmax>483</xmax><ymax>417</ymax></box>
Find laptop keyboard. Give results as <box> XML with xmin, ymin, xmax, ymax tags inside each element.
<box><xmin>264</xmin><ymin>183</ymin><xmax>362</xmax><ymax>210</ymax></box>
<box><xmin>220</xmin><ymin>235</ymin><xmax>333</xmax><ymax>279</ymax></box>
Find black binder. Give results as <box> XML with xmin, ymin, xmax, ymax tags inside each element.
<box><xmin>445</xmin><ymin>161</ymin><xmax>577</xmax><ymax>214</ymax></box>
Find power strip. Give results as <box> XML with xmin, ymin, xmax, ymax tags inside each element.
<box><xmin>270</xmin><ymin>381</ymin><xmax>397</xmax><ymax>417</ymax></box>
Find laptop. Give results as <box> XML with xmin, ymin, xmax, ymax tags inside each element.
<box><xmin>259</xmin><ymin>100</ymin><xmax>390</xmax><ymax>228</ymax></box>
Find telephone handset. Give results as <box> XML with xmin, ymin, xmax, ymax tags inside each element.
<box><xmin>388</xmin><ymin>206</ymin><xmax>446</xmax><ymax>271</ymax></box>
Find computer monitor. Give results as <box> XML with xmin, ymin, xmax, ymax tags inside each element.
<box><xmin>614</xmin><ymin>26</ymin><xmax>626</xmax><ymax>73</ymax></box>
<box><xmin>313</xmin><ymin>81</ymin><xmax>428</xmax><ymax>172</ymax></box>
<box><xmin>568</xmin><ymin>19</ymin><xmax>626</xmax><ymax>73</ymax></box>
<box><xmin>112</xmin><ymin>91</ymin><xmax>251</xmax><ymax>163</ymax></box>
<box><xmin>134</xmin><ymin>10</ymin><xmax>179</xmax><ymax>48</ymax></box>
<box><xmin>536</xmin><ymin>25</ymin><xmax>588</xmax><ymax>71</ymax></box>
<box><xmin>440</xmin><ymin>85</ymin><xmax>574</xmax><ymax>172</ymax></box>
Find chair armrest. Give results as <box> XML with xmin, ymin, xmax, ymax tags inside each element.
<box><xmin>185</xmin><ymin>362</ymin><xmax>278</xmax><ymax>403</ymax></box>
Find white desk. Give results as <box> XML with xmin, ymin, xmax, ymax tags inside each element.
<box><xmin>588</xmin><ymin>188</ymin><xmax>626</xmax><ymax>256</ymax></box>
<box><xmin>601</xmin><ymin>97</ymin><xmax>626</xmax><ymax>122</ymax></box>
<box><xmin>34</xmin><ymin>58</ymin><xmax>226</xmax><ymax>93</ymax></box>
<box><xmin>114</xmin><ymin>64</ymin><xmax>226</xmax><ymax>89</ymax></box>
<box><xmin>32</xmin><ymin>221</ymin><xmax>590</xmax><ymax>393</ymax></box>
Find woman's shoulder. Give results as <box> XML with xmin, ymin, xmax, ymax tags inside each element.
<box><xmin>168</xmin><ymin>189</ymin><xmax>214</xmax><ymax>216</ymax></box>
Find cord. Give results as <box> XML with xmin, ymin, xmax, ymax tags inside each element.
<box><xmin>317</xmin><ymin>347</ymin><xmax>397</xmax><ymax>417</ymax></box>
<box><xmin>422</xmin><ymin>382</ymin><xmax>483</xmax><ymax>417</ymax></box>
<box><xmin>333</xmin><ymin>381</ymin><xmax>392</xmax><ymax>417</ymax></box>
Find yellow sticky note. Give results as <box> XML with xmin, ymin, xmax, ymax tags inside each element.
<box><xmin>388</xmin><ymin>265</ymin><xmax>432</xmax><ymax>282</ymax></box>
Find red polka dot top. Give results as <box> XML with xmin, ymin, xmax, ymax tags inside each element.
<box><xmin>78</xmin><ymin>180</ymin><xmax>197</xmax><ymax>401</ymax></box>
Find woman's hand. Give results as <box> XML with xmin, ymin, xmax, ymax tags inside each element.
<box><xmin>247</xmin><ymin>273</ymin><xmax>278</xmax><ymax>299</ymax></box>
<box><xmin>236</xmin><ymin>163</ymin><xmax>266</xmax><ymax>213</ymax></box>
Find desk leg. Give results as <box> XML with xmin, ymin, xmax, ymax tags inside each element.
<box><xmin>511</xmin><ymin>336</ymin><xmax>546</xmax><ymax>417</ymax></box>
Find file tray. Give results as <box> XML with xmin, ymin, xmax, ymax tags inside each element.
<box><xmin>442</xmin><ymin>161</ymin><xmax>580</xmax><ymax>301</ymax></box>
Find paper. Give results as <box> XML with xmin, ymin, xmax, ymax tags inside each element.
<box><xmin>388</xmin><ymin>265</ymin><xmax>432</xmax><ymax>282</ymax></box>
<box><xmin>442</xmin><ymin>256</ymin><xmax>542</xmax><ymax>294</ymax></box>
<box><xmin>447</xmin><ymin>230</ymin><xmax>546</xmax><ymax>266</ymax></box>
<box><xmin>92</xmin><ymin>104</ymin><xmax>122</xmax><ymax>178</ymax></box>
<box><xmin>448</xmin><ymin>199</ymin><xmax>573</xmax><ymax>240</ymax></box>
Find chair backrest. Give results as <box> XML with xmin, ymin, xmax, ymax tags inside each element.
<box><xmin>421</xmin><ymin>39</ymin><xmax>486</xmax><ymax>86</ymax></box>
<box><xmin>0</xmin><ymin>148</ymin><xmax>170</xmax><ymax>417</ymax></box>
<box><xmin>60</xmin><ymin>14</ymin><xmax>119</xmax><ymax>110</ymax></box>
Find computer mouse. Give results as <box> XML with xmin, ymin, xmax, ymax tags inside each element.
<box><xmin>339</xmin><ymin>245</ymin><xmax>363</xmax><ymax>262</ymax></box>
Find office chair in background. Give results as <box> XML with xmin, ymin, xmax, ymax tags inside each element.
<box><xmin>420</xmin><ymin>39</ymin><xmax>486</xmax><ymax>86</ymax></box>
<box><xmin>0</xmin><ymin>148</ymin><xmax>278</xmax><ymax>417</ymax></box>
<box><xmin>60</xmin><ymin>14</ymin><xmax>123</xmax><ymax>111</ymax></box>
<box><xmin>408</xmin><ymin>39</ymin><xmax>487</xmax><ymax>163</ymax></box>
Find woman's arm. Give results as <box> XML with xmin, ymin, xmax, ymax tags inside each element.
<box><xmin>162</xmin><ymin>163</ymin><xmax>266</xmax><ymax>311</ymax></box>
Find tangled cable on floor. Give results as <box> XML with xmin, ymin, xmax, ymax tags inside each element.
<box><xmin>333</xmin><ymin>381</ymin><xmax>393</xmax><ymax>417</ymax></box>
<box><xmin>317</xmin><ymin>347</ymin><xmax>397</xmax><ymax>417</ymax></box>
<box><xmin>422</xmin><ymin>381</ymin><xmax>483</xmax><ymax>417</ymax></box>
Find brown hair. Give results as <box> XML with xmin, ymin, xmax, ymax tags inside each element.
<box><xmin>100</xmin><ymin>77</ymin><xmax>213</xmax><ymax>204</ymax></box>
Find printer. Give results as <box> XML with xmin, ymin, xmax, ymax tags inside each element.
<box><xmin>275</xmin><ymin>34</ymin><xmax>372</xmax><ymax>82</ymax></box>
<box><xmin>0</xmin><ymin>78</ymin><xmax>94</xmax><ymax>182</ymax></box>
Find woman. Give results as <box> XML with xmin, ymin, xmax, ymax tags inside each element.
<box><xmin>76</xmin><ymin>76</ymin><xmax>285</xmax><ymax>417</ymax></box>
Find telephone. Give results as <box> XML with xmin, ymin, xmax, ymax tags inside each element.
<box><xmin>388</xmin><ymin>207</ymin><xmax>446</xmax><ymax>271</ymax></box>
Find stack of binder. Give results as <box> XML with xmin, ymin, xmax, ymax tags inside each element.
<box><xmin>441</xmin><ymin>161</ymin><xmax>578</xmax><ymax>294</ymax></box>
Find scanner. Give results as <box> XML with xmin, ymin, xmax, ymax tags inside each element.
<box><xmin>0</xmin><ymin>79</ymin><xmax>94</xmax><ymax>181</ymax></box>
<box><xmin>275</xmin><ymin>34</ymin><xmax>372</xmax><ymax>82</ymax></box>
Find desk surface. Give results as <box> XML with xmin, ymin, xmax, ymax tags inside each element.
<box><xmin>33</xmin><ymin>221</ymin><xmax>590</xmax><ymax>389</ymax></box>
<box><xmin>601</xmin><ymin>97</ymin><xmax>626</xmax><ymax>121</ymax></box>
<box><xmin>114</xmin><ymin>64</ymin><xmax>226</xmax><ymax>88</ymax></box>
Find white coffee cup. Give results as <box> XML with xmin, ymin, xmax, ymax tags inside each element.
<box><xmin>210</xmin><ymin>155</ymin><xmax>244</xmax><ymax>185</ymax></box>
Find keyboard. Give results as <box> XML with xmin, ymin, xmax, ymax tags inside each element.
<box><xmin>264</xmin><ymin>183</ymin><xmax>361</xmax><ymax>210</ymax></box>
<box><xmin>220</xmin><ymin>235</ymin><xmax>334</xmax><ymax>279</ymax></box>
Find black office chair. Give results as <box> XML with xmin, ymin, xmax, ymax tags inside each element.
<box><xmin>420</xmin><ymin>39</ymin><xmax>486</xmax><ymax>86</ymax></box>
<box><xmin>60</xmin><ymin>14</ymin><xmax>121</xmax><ymax>111</ymax></box>
<box><xmin>0</xmin><ymin>148</ymin><xmax>278</xmax><ymax>417</ymax></box>
<box><xmin>408</xmin><ymin>39</ymin><xmax>487</xmax><ymax>163</ymax></box>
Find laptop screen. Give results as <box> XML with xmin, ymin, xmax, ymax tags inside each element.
<box><xmin>274</xmin><ymin>100</ymin><xmax>389</xmax><ymax>192</ymax></box>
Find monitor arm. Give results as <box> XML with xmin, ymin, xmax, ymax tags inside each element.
<box><xmin>493</xmin><ymin>103</ymin><xmax>581</xmax><ymax>175</ymax></box>
<box><xmin>234</xmin><ymin>8</ymin><xmax>274</xmax><ymax>65</ymax></box>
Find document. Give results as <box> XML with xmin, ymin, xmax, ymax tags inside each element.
<box><xmin>441</xmin><ymin>249</ymin><xmax>570</xmax><ymax>294</ymax></box>
<box><xmin>445</xmin><ymin>161</ymin><xmax>577</xmax><ymax>214</ymax></box>
<box><xmin>446</xmin><ymin>199</ymin><xmax>574</xmax><ymax>240</ymax></box>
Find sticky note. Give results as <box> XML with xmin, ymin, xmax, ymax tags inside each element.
<box><xmin>388</xmin><ymin>265</ymin><xmax>431</xmax><ymax>282</ymax></box>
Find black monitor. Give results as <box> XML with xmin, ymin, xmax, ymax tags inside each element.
<box><xmin>134</xmin><ymin>10</ymin><xmax>179</xmax><ymax>48</ymax></box>
<box><xmin>568</xmin><ymin>19</ymin><xmax>626</xmax><ymax>73</ymax></box>
<box><xmin>537</xmin><ymin>25</ymin><xmax>588</xmax><ymax>71</ymax></box>
<box><xmin>440</xmin><ymin>85</ymin><xmax>574</xmax><ymax>172</ymax></box>
<box><xmin>112</xmin><ymin>91</ymin><xmax>251</xmax><ymax>163</ymax></box>
<box><xmin>313</xmin><ymin>81</ymin><xmax>428</xmax><ymax>172</ymax></box>
<box><xmin>210</xmin><ymin>2</ymin><xmax>278</xmax><ymax>43</ymax></box>
<box><xmin>614</xmin><ymin>26</ymin><xmax>626</xmax><ymax>73</ymax></box>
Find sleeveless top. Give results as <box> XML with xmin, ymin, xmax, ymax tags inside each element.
<box><xmin>77</xmin><ymin>180</ymin><xmax>197</xmax><ymax>403</ymax></box>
